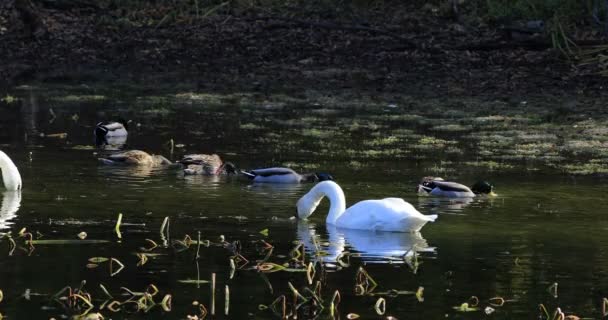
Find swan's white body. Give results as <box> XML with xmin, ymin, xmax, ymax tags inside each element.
<box><xmin>296</xmin><ymin>181</ymin><xmax>437</xmax><ymax>232</ymax></box>
<box><xmin>0</xmin><ymin>151</ymin><xmax>22</xmax><ymax>191</ymax></box>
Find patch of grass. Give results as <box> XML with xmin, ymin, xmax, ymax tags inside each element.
<box><xmin>54</xmin><ymin>94</ymin><xmax>106</xmax><ymax>102</ymax></box>
<box><xmin>348</xmin><ymin>160</ymin><xmax>364</xmax><ymax>170</ymax></box>
<box><xmin>143</xmin><ymin>106</ymin><xmax>172</xmax><ymax>115</ymax></box>
<box><xmin>561</xmin><ymin>160</ymin><xmax>608</xmax><ymax>175</ymax></box>
<box><xmin>300</xmin><ymin>128</ymin><xmax>339</xmax><ymax>139</ymax></box>
<box><xmin>413</xmin><ymin>136</ymin><xmax>458</xmax><ymax>149</ymax></box>
<box><xmin>431</xmin><ymin>124</ymin><xmax>472</xmax><ymax>132</ymax></box>
<box><xmin>240</xmin><ymin>123</ymin><xmax>263</xmax><ymax>130</ymax></box>
<box><xmin>1</xmin><ymin>94</ymin><xmax>19</xmax><ymax>104</ymax></box>
<box><xmin>465</xmin><ymin>160</ymin><xmax>514</xmax><ymax>170</ymax></box>
<box><xmin>363</xmin><ymin>136</ymin><xmax>400</xmax><ymax>146</ymax></box>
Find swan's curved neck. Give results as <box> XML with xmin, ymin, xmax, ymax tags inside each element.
<box><xmin>0</xmin><ymin>151</ymin><xmax>22</xmax><ymax>191</ymax></box>
<box><xmin>309</xmin><ymin>182</ymin><xmax>346</xmax><ymax>225</ymax></box>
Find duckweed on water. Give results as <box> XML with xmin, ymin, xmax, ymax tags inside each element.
<box><xmin>430</xmin><ymin>124</ymin><xmax>473</xmax><ymax>132</ymax></box>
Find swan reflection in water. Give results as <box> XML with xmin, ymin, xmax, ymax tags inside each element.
<box><xmin>297</xmin><ymin>221</ymin><xmax>435</xmax><ymax>271</ymax></box>
<box><xmin>0</xmin><ymin>191</ymin><xmax>22</xmax><ymax>232</ymax></box>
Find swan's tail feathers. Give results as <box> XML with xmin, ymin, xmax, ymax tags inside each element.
<box><xmin>426</xmin><ymin>214</ymin><xmax>438</xmax><ymax>222</ymax></box>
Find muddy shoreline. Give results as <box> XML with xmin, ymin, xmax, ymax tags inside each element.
<box><xmin>1</xmin><ymin>1</ymin><xmax>607</xmax><ymax>99</ymax></box>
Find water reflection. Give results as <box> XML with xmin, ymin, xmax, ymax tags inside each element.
<box><xmin>297</xmin><ymin>221</ymin><xmax>435</xmax><ymax>267</ymax></box>
<box><xmin>244</xmin><ymin>183</ymin><xmax>307</xmax><ymax>201</ymax></box>
<box><xmin>417</xmin><ymin>196</ymin><xmax>474</xmax><ymax>214</ymax></box>
<box><xmin>0</xmin><ymin>191</ymin><xmax>21</xmax><ymax>231</ymax></box>
<box><xmin>96</xmin><ymin>164</ymin><xmax>177</xmax><ymax>183</ymax></box>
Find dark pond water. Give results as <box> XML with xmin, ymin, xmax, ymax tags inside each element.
<box><xmin>1</xmin><ymin>87</ymin><xmax>608</xmax><ymax>319</ymax></box>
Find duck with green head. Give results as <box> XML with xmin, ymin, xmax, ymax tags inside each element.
<box><xmin>417</xmin><ymin>176</ymin><xmax>496</xmax><ymax>198</ymax></box>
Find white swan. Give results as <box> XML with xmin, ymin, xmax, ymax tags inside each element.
<box><xmin>0</xmin><ymin>190</ymin><xmax>21</xmax><ymax>231</ymax></box>
<box><xmin>296</xmin><ymin>181</ymin><xmax>437</xmax><ymax>232</ymax></box>
<box><xmin>0</xmin><ymin>151</ymin><xmax>22</xmax><ymax>191</ymax></box>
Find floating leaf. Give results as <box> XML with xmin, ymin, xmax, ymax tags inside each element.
<box><xmin>89</xmin><ymin>257</ymin><xmax>109</xmax><ymax>263</ymax></box>
<box><xmin>416</xmin><ymin>286</ymin><xmax>424</xmax><ymax>302</ymax></box>
<box><xmin>29</xmin><ymin>239</ymin><xmax>110</xmax><ymax>245</ymax></box>
<box><xmin>99</xmin><ymin>284</ymin><xmax>113</xmax><ymax>299</ymax></box>
<box><xmin>115</xmin><ymin>213</ymin><xmax>123</xmax><ymax>240</ymax></box>
<box><xmin>110</xmin><ymin>257</ymin><xmax>124</xmax><ymax>277</ymax></box>
<box><xmin>86</xmin><ymin>263</ymin><xmax>99</xmax><ymax>269</ymax></box>
<box><xmin>77</xmin><ymin>231</ymin><xmax>87</xmax><ymax>240</ymax></box>
<box><xmin>136</xmin><ymin>253</ymin><xmax>148</xmax><ymax>266</ymax></box>
<box><xmin>259</xmin><ymin>229</ymin><xmax>269</xmax><ymax>236</ymax></box>
<box><xmin>330</xmin><ymin>290</ymin><xmax>341</xmax><ymax>317</ymax></box>
<box><xmin>161</xmin><ymin>294</ymin><xmax>172</xmax><ymax>312</ymax></box>
<box><xmin>178</xmin><ymin>280</ymin><xmax>210</xmax><ymax>284</ymax></box>
<box><xmin>453</xmin><ymin>302</ymin><xmax>478</xmax><ymax>312</ymax></box>
<box><xmin>44</xmin><ymin>133</ymin><xmax>68</xmax><ymax>139</ymax></box>
<box><xmin>547</xmin><ymin>282</ymin><xmax>558</xmax><ymax>298</ymax></box>
<box><xmin>71</xmin><ymin>145</ymin><xmax>95</xmax><ymax>150</ymax></box>
<box><xmin>488</xmin><ymin>296</ymin><xmax>505</xmax><ymax>307</ymax></box>
<box><xmin>346</xmin><ymin>313</ymin><xmax>360</xmax><ymax>319</ymax></box>
<box><xmin>374</xmin><ymin>297</ymin><xmax>386</xmax><ymax>315</ymax></box>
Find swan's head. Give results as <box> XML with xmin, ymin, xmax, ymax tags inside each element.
<box><xmin>471</xmin><ymin>181</ymin><xmax>496</xmax><ymax>196</ymax></box>
<box><xmin>295</xmin><ymin>193</ymin><xmax>322</xmax><ymax>220</ymax></box>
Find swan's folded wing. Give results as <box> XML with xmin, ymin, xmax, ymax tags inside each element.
<box><xmin>338</xmin><ymin>199</ymin><xmax>434</xmax><ymax>232</ymax></box>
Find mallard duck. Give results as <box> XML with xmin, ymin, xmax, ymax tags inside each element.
<box><xmin>95</xmin><ymin>121</ymin><xmax>128</xmax><ymax>146</ymax></box>
<box><xmin>242</xmin><ymin>167</ymin><xmax>333</xmax><ymax>183</ymax></box>
<box><xmin>417</xmin><ymin>176</ymin><xmax>495</xmax><ymax>198</ymax></box>
<box><xmin>178</xmin><ymin>154</ymin><xmax>237</xmax><ymax>175</ymax></box>
<box><xmin>98</xmin><ymin>150</ymin><xmax>171</xmax><ymax>166</ymax></box>
<box><xmin>0</xmin><ymin>151</ymin><xmax>22</xmax><ymax>191</ymax></box>
<box><xmin>296</xmin><ymin>181</ymin><xmax>437</xmax><ymax>232</ymax></box>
